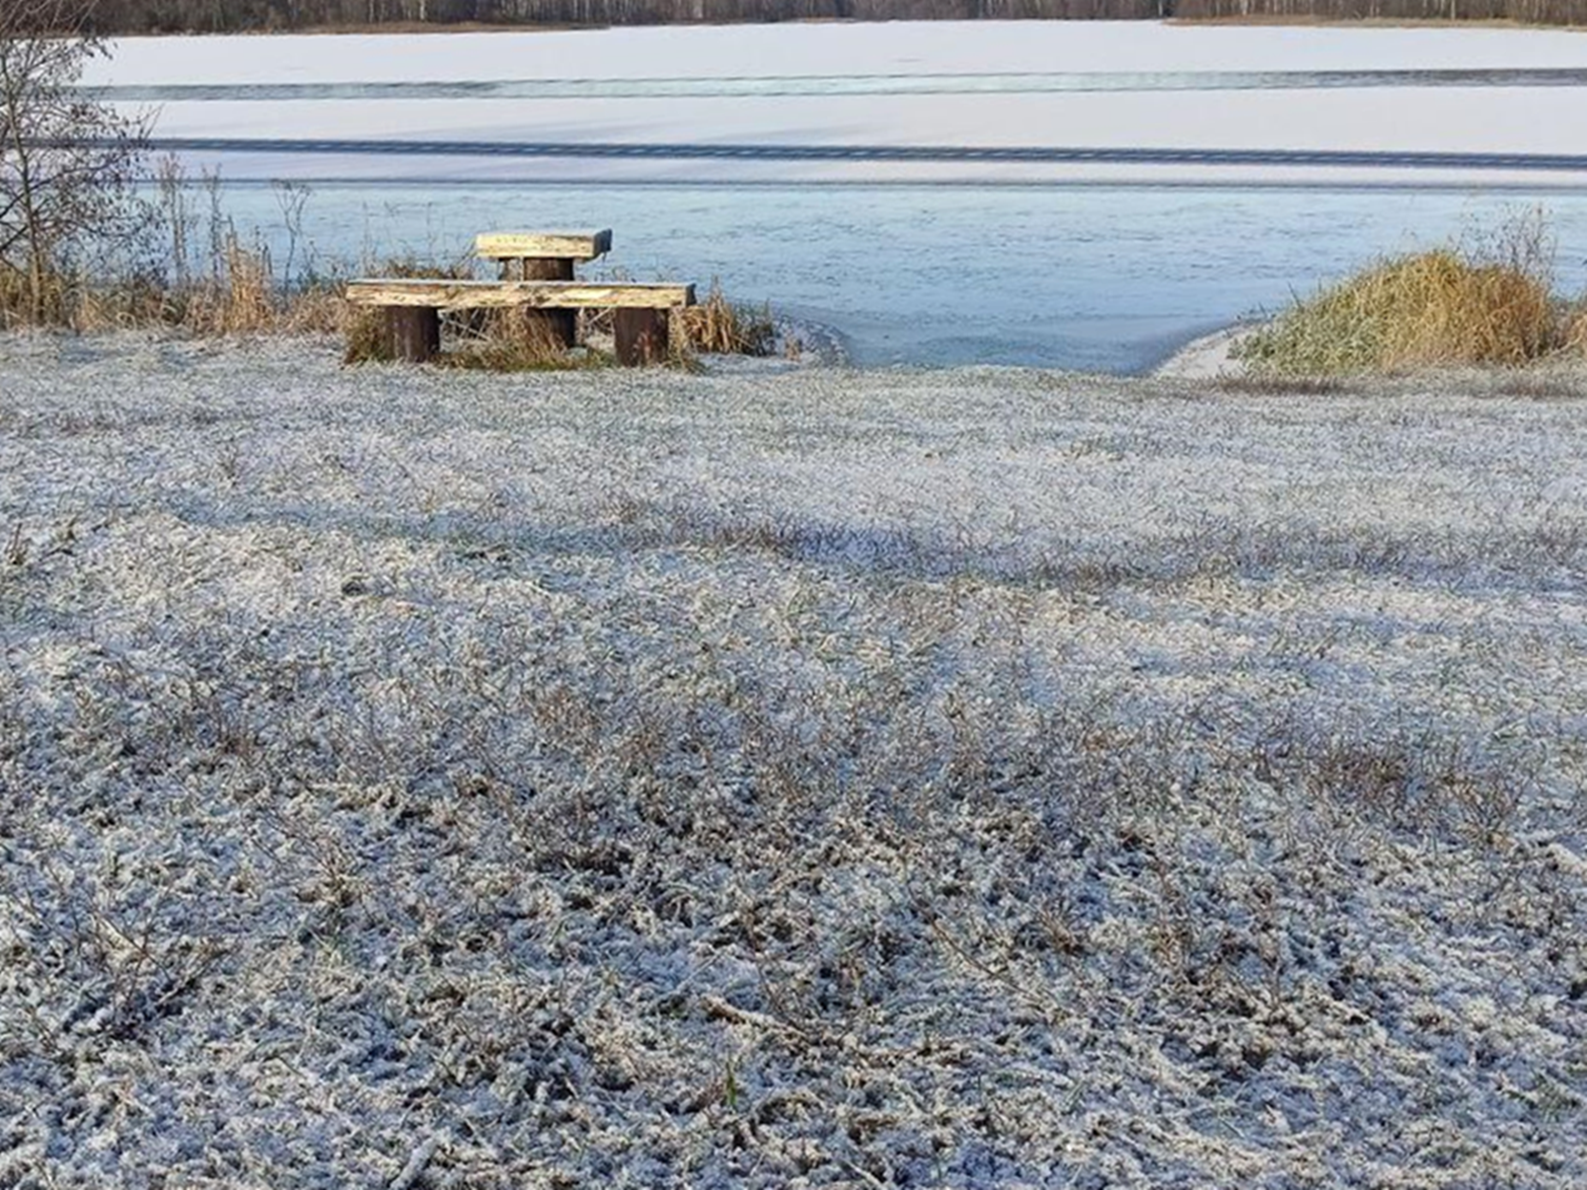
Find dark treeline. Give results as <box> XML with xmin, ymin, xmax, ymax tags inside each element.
<box><xmin>1176</xmin><ymin>0</ymin><xmax>1582</xmax><ymax>20</ymax></box>
<box><xmin>78</xmin><ymin>0</ymin><xmax>1163</xmax><ymax>30</ymax></box>
<box><xmin>45</xmin><ymin>0</ymin><xmax>1587</xmax><ymax>32</ymax></box>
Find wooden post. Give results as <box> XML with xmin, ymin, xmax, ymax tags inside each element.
<box><xmin>386</xmin><ymin>306</ymin><xmax>439</xmax><ymax>362</ymax></box>
<box><xmin>615</xmin><ymin>309</ymin><xmax>669</xmax><ymax>366</ymax></box>
<box><xmin>507</xmin><ymin>257</ymin><xmax>576</xmax><ymax>349</ymax></box>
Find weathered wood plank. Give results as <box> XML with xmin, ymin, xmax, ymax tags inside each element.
<box><xmin>346</xmin><ymin>279</ymin><xmax>694</xmax><ymax>311</ymax></box>
<box><xmin>473</xmin><ymin>230</ymin><xmax>613</xmax><ymax>261</ymax></box>
<box><xmin>512</xmin><ymin>259</ymin><xmax>574</xmax><ymax>282</ymax></box>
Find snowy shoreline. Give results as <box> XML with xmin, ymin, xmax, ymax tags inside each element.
<box><xmin>1149</xmin><ymin>323</ymin><xmax>1257</xmax><ymax>378</ymax></box>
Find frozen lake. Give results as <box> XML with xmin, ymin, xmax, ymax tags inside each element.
<box><xmin>100</xmin><ymin>21</ymin><xmax>1587</xmax><ymax>370</ymax></box>
<box><xmin>213</xmin><ymin>181</ymin><xmax>1587</xmax><ymax>371</ymax></box>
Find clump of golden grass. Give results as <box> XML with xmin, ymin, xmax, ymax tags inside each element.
<box><xmin>1237</xmin><ymin>212</ymin><xmax>1578</xmax><ymax>377</ymax></box>
<box><xmin>1213</xmin><ymin>374</ymin><xmax>1349</xmax><ymax>396</ymax></box>
<box><xmin>1568</xmin><ymin>307</ymin><xmax>1587</xmax><ymax>356</ymax></box>
<box><xmin>4</xmin><ymin>238</ymin><xmax>346</xmax><ymax>337</ymax></box>
<box><xmin>340</xmin><ymin>307</ymin><xmax>392</xmax><ymax>364</ymax></box>
<box><xmin>0</xmin><ymin>266</ymin><xmax>77</xmax><ymax>328</ymax></box>
<box><xmin>164</xmin><ymin>233</ymin><xmax>278</xmax><ymax>335</ymax></box>
<box><xmin>677</xmin><ymin>280</ymin><xmax>775</xmax><ymax>357</ymax></box>
<box><xmin>438</xmin><ymin>310</ymin><xmax>612</xmax><ymax>372</ymax></box>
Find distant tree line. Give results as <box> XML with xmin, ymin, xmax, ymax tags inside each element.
<box><xmin>75</xmin><ymin>0</ymin><xmax>1162</xmax><ymax>30</ymax></box>
<box><xmin>1175</xmin><ymin>0</ymin><xmax>1581</xmax><ymax>20</ymax></box>
<box><xmin>29</xmin><ymin>0</ymin><xmax>1586</xmax><ymax>32</ymax></box>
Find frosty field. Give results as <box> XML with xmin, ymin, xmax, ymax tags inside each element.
<box><xmin>1</xmin><ymin>336</ymin><xmax>1584</xmax><ymax>1187</ymax></box>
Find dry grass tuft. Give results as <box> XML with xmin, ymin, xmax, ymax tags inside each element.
<box><xmin>4</xmin><ymin>239</ymin><xmax>346</xmax><ymax>338</ymax></box>
<box><xmin>1492</xmin><ymin>373</ymin><xmax>1586</xmax><ymax>400</ymax></box>
<box><xmin>440</xmin><ymin>310</ymin><xmax>613</xmax><ymax>372</ymax></box>
<box><xmin>0</xmin><ymin>266</ymin><xmax>78</xmax><ymax>328</ymax></box>
<box><xmin>1237</xmin><ymin>213</ymin><xmax>1576</xmax><ymax>377</ymax></box>
<box><xmin>1214</xmin><ymin>374</ymin><xmax>1349</xmax><ymax>396</ymax></box>
<box><xmin>677</xmin><ymin>279</ymin><xmax>776</xmax><ymax>357</ymax></box>
<box><xmin>168</xmin><ymin>234</ymin><xmax>278</xmax><ymax>335</ymax></box>
<box><xmin>340</xmin><ymin>306</ymin><xmax>392</xmax><ymax>363</ymax></box>
<box><xmin>1568</xmin><ymin>307</ymin><xmax>1587</xmax><ymax>355</ymax></box>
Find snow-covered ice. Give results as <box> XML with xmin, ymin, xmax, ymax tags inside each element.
<box><xmin>87</xmin><ymin>22</ymin><xmax>1587</xmax><ymax>186</ymax></box>
<box><xmin>88</xmin><ymin>21</ymin><xmax>1587</xmax><ymax>86</ymax></box>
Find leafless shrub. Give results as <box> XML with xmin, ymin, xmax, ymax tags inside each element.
<box><xmin>0</xmin><ymin>0</ymin><xmax>151</xmax><ymax>326</ymax></box>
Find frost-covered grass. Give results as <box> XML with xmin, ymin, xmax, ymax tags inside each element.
<box><xmin>1</xmin><ymin>334</ymin><xmax>1585</xmax><ymax>1188</ymax></box>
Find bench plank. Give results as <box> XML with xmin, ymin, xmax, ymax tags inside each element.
<box><xmin>473</xmin><ymin>231</ymin><xmax>613</xmax><ymax>261</ymax></box>
<box><xmin>346</xmin><ymin>279</ymin><xmax>694</xmax><ymax>311</ymax></box>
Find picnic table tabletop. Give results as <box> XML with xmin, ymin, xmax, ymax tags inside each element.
<box><xmin>473</xmin><ymin>231</ymin><xmax>613</xmax><ymax>262</ymax></box>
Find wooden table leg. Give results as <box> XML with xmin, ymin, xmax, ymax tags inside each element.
<box><xmin>511</xmin><ymin>257</ymin><xmax>576</xmax><ymax>349</ymax></box>
<box><xmin>615</xmin><ymin>309</ymin><xmax>670</xmax><ymax>366</ymax></box>
<box><xmin>386</xmin><ymin>306</ymin><xmax>439</xmax><ymax>362</ymax></box>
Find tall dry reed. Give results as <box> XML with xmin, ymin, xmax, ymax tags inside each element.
<box><xmin>677</xmin><ymin>280</ymin><xmax>776</xmax><ymax>356</ymax></box>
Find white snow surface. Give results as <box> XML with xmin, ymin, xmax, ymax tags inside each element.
<box><xmin>141</xmin><ymin>88</ymin><xmax>1587</xmax><ymax>156</ymax></box>
<box><xmin>89</xmin><ymin>21</ymin><xmax>1587</xmax><ymax>85</ymax></box>
<box><xmin>84</xmin><ymin>22</ymin><xmax>1587</xmax><ymax>184</ymax></box>
<box><xmin>1</xmin><ymin>334</ymin><xmax>1585</xmax><ymax>1187</ymax></box>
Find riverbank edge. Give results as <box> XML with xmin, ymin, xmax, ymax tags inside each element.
<box><xmin>1150</xmin><ymin>323</ymin><xmax>1257</xmax><ymax>380</ymax></box>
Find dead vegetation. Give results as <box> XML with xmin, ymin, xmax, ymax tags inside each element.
<box><xmin>677</xmin><ymin>280</ymin><xmax>777</xmax><ymax>357</ymax></box>
<box><xmin>1</xmin><ymin>162</ymin><xmax>348</xmax><ymax>337</ymax></box>
<box><xmin>4</xmin><ymin>171</ymin><xmax>775</xmax><ymax>371</ymax></box>
<box><xmin>1237</xmin><ymin>211</ymin><xmax>1587</xmax><ymax>378</ymax></box>
<box><xmin>1213</xmin><ymin>373</ymin><xmax>1350</xmax><ymax>395</ymax></box>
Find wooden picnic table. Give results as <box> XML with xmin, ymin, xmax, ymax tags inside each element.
<box><xmin>345</xmin><ymin>229</ymin><xmax>695</xmax><ymax>366</ymax></box>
